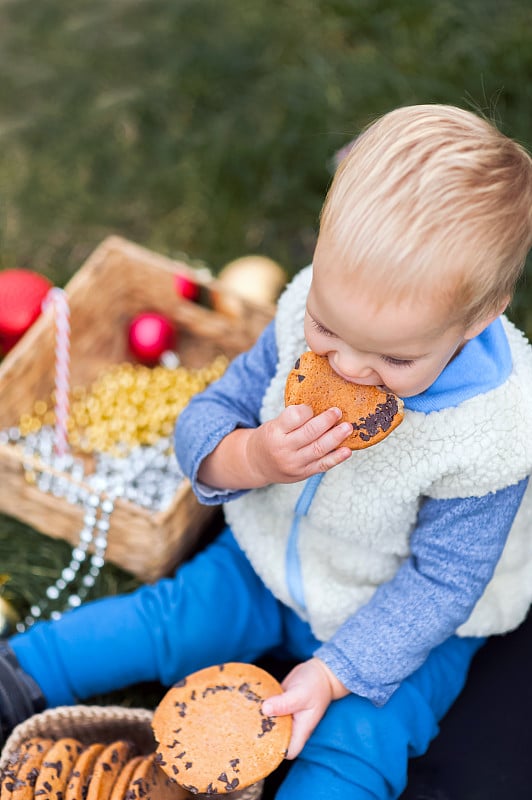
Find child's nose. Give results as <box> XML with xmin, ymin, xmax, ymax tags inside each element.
<box><xmin>331</xmin><ymin>351</ymin><xmax>374</xmax><ymax>381</ymax></box>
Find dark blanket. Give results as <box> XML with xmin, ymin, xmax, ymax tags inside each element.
<box><xmin>401</xmin><ymin>610</ymin><xmax>532</xmax><ymax>800</ymax></box>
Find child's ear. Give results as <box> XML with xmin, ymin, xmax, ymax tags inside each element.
<box><xmin>463</xmin><ymin>295</ymin><xmax>511</xmax><ymax>341</ymax></box>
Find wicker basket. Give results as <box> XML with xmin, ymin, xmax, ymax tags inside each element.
<box><xmin>0</xmin><ymin>705</ymin><xmax>263</xmax><ymax>799</ymax></box>
<box><xmin>0</xmin><ymin>237</ymin><xmax>273</xmax><ymax>581</ymax></box>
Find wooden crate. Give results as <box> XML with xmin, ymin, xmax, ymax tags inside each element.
<box><xmin>0</xmin><ymin>236</ymin><xmax>274</xmax><ymax>580</ymax></box>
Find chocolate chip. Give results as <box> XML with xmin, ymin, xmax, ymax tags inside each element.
<box><xmin>258</xmin><ymin>717</ymin><xmax>276</xmax><ymax>737</ymax></box>
<box><xmin>177</xmin><ymin>702</ymin><xmax>187</xmax><ymax>717</ymax></box>
<box><xmin>174</xmin><ymin>677</ymin><xmax>187</xmax><ymax>687</ymax></box>
<box><xmin>351</xmin><ymin>394</ymin><xmax>400</xmax><ymax>440</ymax></box>
<box><xmin>44</xmin><ymin>761</ymin><xmax>62</xmax><ymax>777</ymax></box>
<box><xmin>202</xmin><ymin>684</ymin><xmax>233</xmax><ymax>698</ymax></box>
<box><xmin>27</xmin><ymin>768</ymin><xmax>40</xmax><ymax>786</ymax></box>
<box><xmin>167</xmin><ymin>739</ymin><xmax>182</xmax><ymax>749</ymax></box>
<box><xmin>294</xmin><ymin>358</ymin><xmax>300</xmax><ymax>369</ymax></box>
<box><xmin>238</xmin><ymin>682</ymin><xmax>261</xmax><ymax>703</ymax></box>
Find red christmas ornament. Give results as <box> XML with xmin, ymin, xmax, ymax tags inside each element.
<box><xmin>0</xmin><ymin>269</ymin><xmax>53</xmax><ymax>354</ymax></box>
<box><xmin>174</xmin><ymin>272</ymin><xmax>200</xmax><ymax>301</ymax></box>
<box><xmin>128</xmin><ymin>312</ymin><xmax>177</xmax><ymax>365</ymax></box>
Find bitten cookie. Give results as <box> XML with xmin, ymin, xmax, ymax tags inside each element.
<box><xmin>285</xmin><ymin>350</ymin><xmax>404</xmax><ymax>449</ymax></box>
<box><xmin>152</xmin><ymin>662</ymin><xmax>292</xmax><ymax>795</ymax></box>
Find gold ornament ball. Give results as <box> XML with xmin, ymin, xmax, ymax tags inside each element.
<box><xmin>212</xmin><ymin>255</ymin><xmax>287</xmax><ymax>317</ymax></box>
<box><xmin>0</xmin><ymin>596</ymin><xmax>20</xmax><ymax>637</ymax></box>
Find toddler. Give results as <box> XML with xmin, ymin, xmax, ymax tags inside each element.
<box><xmin>2</xmin><ymin>104</ymin><xmax>532</xmax><ymax>800</ymax></box>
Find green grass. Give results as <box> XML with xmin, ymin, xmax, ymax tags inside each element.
<box><xmin>0</xmin><ymin>0</ymin><xmax>532</xmax><ymax>645</ymax></box>
<box><xmin>0</xmin><ymin>0</ymin><xmax>531</xmax><ymax>297</ymax></box>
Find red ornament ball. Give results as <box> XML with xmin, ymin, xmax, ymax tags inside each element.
<box><xmin>128</xmin><ymin>312</ymin><xmax>177</xmax><ymax>365</ymax></box>
<box><xmin>0</xmin><ymin>269</ymin><xmax>53</xmax><ymax>354</ymax></box>
<box><xmin>174</xmin><ymin>272</ymin><xmax>200</xmax><ymax>301</ymax></box>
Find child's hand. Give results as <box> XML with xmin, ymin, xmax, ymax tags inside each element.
<box><xmin>198</xmin><ymin>404</ymin><xmax>352</xmax><ymax>491</ymax></box>
<box><xmin>261</xmin><ymin>658</ymin><xmax>349</xmax><ymax>760</ymax></box>
<box><xmin>247</xmin><ymin>404</ymin><xmax>353</xmax><ymax>485</ymax></box>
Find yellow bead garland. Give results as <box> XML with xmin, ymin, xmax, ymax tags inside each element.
<box><xmin>19</xmin><ymin>355</ymin><xmax>228</xmax><ymax>456</ymax></box>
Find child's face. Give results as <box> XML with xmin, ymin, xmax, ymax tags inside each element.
<box><xmin>305</xmin><ymin>244</ymin><xmax>481</xmax><ymax>398</ymax></box>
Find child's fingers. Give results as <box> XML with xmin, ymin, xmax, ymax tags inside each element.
<box><xmin>311</xmin><ymin>420</ymin><xmax>353</xmax><ymax>454</ymax></box>
<box><xmin>283</xmin><ymin>405</ymin><xmax>344</xmax><ymax>441</ymax></box>
<box><xmin>280</xmin><ymin>403</ymin><xmax>317</xmax><ymax>431</ymax></box>
<box><xmin>295</xmin><ymin>419</ymin><xmax>353</xmax><ymax>470</ymax></box>
<box><xmin>262</xmin><ymin>691</ymin><xmax>297</xmax><ymax>718</ymax></box>
<box><xmin>285</xmin><ymin>714</ymin><xmax>314</xmax><ymax>760</ymax></box>
<box><xmin>263</xmin><ymin>694</ymin><xmax>324</xmax><ymax>760</ymax></box>
<box><xmin>310</xmin><ymin>443</ymin><xmax>352</xmax><ymax>473</ymax></box>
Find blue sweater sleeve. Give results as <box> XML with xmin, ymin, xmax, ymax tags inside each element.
<box><xmin>315</xmin><ymin>476</ymin><xmax>529</xmax><ymax>706</ymax></box>
<box><xmin>174</xmin><ymin>321</ymin><xmax>278</xmax><ymax>504</ymax></box>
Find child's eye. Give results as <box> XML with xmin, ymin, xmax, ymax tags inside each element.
<box><xmin>312</xmin><ymin>319</ymin><xmax>335</xmax><ymax>337</ymax></box>
<box><xmin>381</xmin><ymin>355</ymin><xmax>415</xmax><ymax>367</ymax></box>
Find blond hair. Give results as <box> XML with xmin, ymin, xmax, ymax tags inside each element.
<box><xmin>320</xmin><ymin>104</ymin><xmax>532</xmax><ymax>325</ymax></box>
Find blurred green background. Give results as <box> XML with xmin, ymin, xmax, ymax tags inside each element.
<box><xmin>0</xmin><ymin>0</ymin><xmax>531</xmax><ymax>693</ymax></box>
<box><xmin>1</xmin><ymin>0</ymin><xmax>531</xmax><ymax>316</ymax></box>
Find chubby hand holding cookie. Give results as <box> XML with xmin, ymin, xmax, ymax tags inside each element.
<box><xmin>198</xmin><ymin>349</ymin><xmax>404</xmax><ymax>491</ymax></box>
<box><xmin>262</xmin><ymin>658</ymin><xmax>349</xmax><ymax>759</ymax></box>
<box><xmin>245</xmin><ymin>403</ymin><xmax>354</xmax><ymax>484</ymax></box>
<box><xmin>198</xmin><ymin>403</ymin><xmax>353</xmax><ymax>490</ymax></box>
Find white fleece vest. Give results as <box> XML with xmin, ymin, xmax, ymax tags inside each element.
<box><xmin>224</xmin><ymin>267</ymin><xmax>532</xmax><ymax>641</ymax></box>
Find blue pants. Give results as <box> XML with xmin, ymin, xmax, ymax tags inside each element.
<box><xmin>11</xmin><ymin>528</ymin><xmax>483</xmax><ymax>799</ymax></box>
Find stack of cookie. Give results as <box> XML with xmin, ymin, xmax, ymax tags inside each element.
<box><xmin>0</xmin><ymin>663</ymin><xmax>288</xmax><ymax>800</ymax></box>
<box><xmin>0</xmin><ymin>736</ymin><xmax>188</xmax><ymax>800</ymax></box>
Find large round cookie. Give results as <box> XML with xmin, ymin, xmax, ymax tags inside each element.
<box><xmin>285</xmin><ymin>350</ymin><xmax>404</xmax><ymax>449</ymax></box>
<box><xmin>152</xmin><ymin>663</ymin><xmax>292</xmax><ymax>795</ymax></box>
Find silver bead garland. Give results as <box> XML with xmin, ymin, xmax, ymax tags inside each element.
<box><xmin>0</xmin><ymin>424</ymin><xmax>184</xmax><ymax>631</ymax></box>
